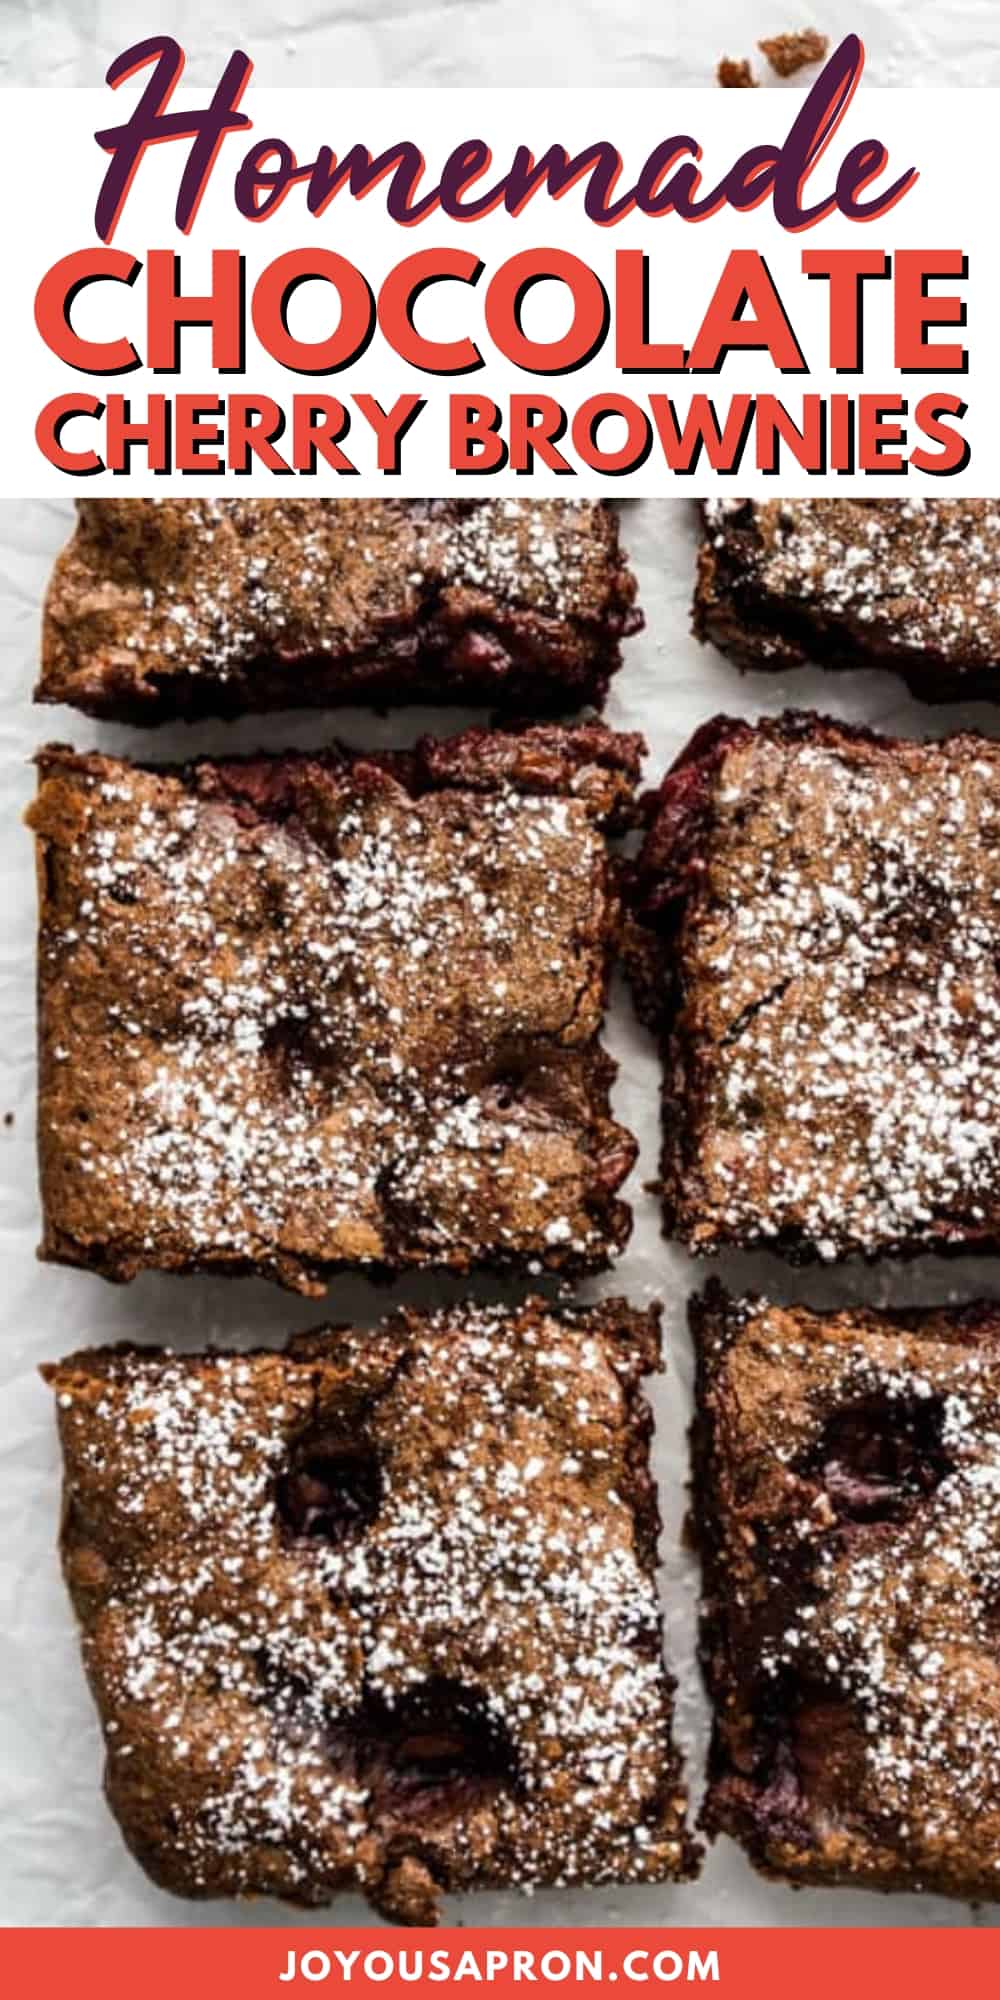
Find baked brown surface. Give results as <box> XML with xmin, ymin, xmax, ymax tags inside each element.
<box><xmin>695</xmin><ymin>500</ymin><xmax>1000</xmax><ymax>702</ymax></box>
<box><xmin>626</xmin><ymin>710</ymin><xmax>1000</xmax><ymax>1262</ymax></box>
<box><xmin>44</xmin><ymin>1296</ymin><xmax>697</xmax><ymax>1922</ymax></box>
<box><xmin>29</xmin><ymin>724</ymin><xmax>641</xmax><ymax>1293</ymax></box>
<box><xmin>692</xmin><ymin>1282</ymin><xmax>1000</xmax><ymax>1900</ymax></box>
<box><xmin>38</xmin><ymin>499</ymin><xmax>641</xmax><ymax>721</ymax></box>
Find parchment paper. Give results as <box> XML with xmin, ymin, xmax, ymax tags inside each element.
<box><xmin>5</xmin><ymin>0</ymin><xmax>1000</xmax><ymax>1932</ymax></box>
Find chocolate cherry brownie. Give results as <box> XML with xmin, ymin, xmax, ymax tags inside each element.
<box><xmin>38</xmin><ymin>499</ymin><xmax>640</xmax><ymax>721</ymax></box>
<box><xmin>696</xmin><ymin>499</ymin><xmax>1000</xmax><ymax>702</ymax></box>
<box><xmin>29</xmin><ymin>724</ymin><xmax>641</xmax><ymax>1293</ymax></box>
<box><xmin>43</xmin><ymin>1297</ymin><xmax>697</xmax><ymax>1922</ymax></box>
<box><xmin>692</xmin><ymin>1282</ymin><xmax>1000</xmax><ymax>1899</ymax></box>
<box><xmin>626</xmin><ymin>710</ymin><xmax>1000</xmax><ymax>1262</ymax></box>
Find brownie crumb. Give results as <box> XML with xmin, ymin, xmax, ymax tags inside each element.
<box><xmin>717</xmin><ymin>56</ymin><xmax>757</xmax><ymax>87</ymax></box>
<box><xmin>758</xmin><ymin>29</ymin><xmax>829</xmax><ymax>77</ymax></box>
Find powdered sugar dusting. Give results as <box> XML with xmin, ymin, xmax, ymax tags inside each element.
<box><xmin>49</xmin><ymin>1300</ymin><xmax>691</xmax><ymax>1913</ymax></box>
<box><xmin>703</xmin><ymin>499</ymin><xmax>1000</xmax><ymax>680</ymax></box>
<box><xmin>671</xmin><ymin>723</ymin><xmax>1000</xmax><ymax>1257</ymax></box>
<box><xmin>35</xmin><ymin>748</ymin><xmax>632</xmax><ymax>1289</ymax></box>
<box><xmin>42</xmin><ymin>499</ymin><xmax>633</xmax><ymax>714</ymax></box>
<box><xmin>708</xmin><ymin>1296</ymin><xmax>1000</xmax><ymax>1884</ymax></box>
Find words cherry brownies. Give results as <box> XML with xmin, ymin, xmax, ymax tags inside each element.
<box><xmin>43</xmin><ymin>1297</ymin><xmax>698</xmax><ymax>1923</ymax></box>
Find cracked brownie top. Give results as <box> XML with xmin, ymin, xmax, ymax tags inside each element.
<box><xmin>44</xmin><ymin>1296</ymin><xmax>696</xmax><ymax>1923</ymax></box>
<box><xmin>29</xmin><ymin>724</ymin><xmax>640</xmax><ymax>1292</ymax></box>
<box><xmin>696</xmin><ymin>499</ymin><xmax>1000</xmax><ymax>702</ymax></box>
<box><xmin>693</xmin><ymin>1284</ymin><xmax>1000</xmax><ymax>1899</ymax></box>
<box><xmin>38</xmin><ymin>498</ymin><xmax>641</xmax><ymax>720</ymax></box>
<box><xmin>627</xmin><ymin>711</ymin><xmax>1000</xmax><ymax>1262</ymax></box>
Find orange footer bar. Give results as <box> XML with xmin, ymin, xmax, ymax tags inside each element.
<box><xmin>1</xmin><ymin>1927</ymin><xmax>996</xmax><ymax>2000</ymax></box>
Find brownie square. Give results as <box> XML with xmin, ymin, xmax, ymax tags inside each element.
<box><xmin>37</xmin><ymin>499</ymin><xmax>640</xmax><ymax>721</ymax></box>
<box><xmin>626</xmin><ymin>711</ymin><xmax>1000</xmax><ymax>1262</ymax></box>
<box><xmin>696</xmin><ymin>499</ymin><xmax>1000</xmax><ymax>702</ymax></box>
<box><xmin>29</xmin><ymin>723</ymin><xmax>641</xmax><ymax>1293</ymax></box>
<box><xmin>692</xmin><ymin>1282</ymin><xmax>1000</xmax><ymax>1900</ymax></box>
<box><xmin>44</xmin><ymin>1296</ymin><xmax>697</xmax><ymax>1922</ymax></box>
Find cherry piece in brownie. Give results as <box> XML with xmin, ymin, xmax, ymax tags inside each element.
<box><xmin>627</xmin><ymin>711</ymin><xmax>1000</xmax><ymax>1262</ymax></box>
<box><xmin>696</xmin><ymin>499</ymin><xmax>1000</xmax><ymax>702</ymax></box>
<box><xmin>29</xmin><ymin>723</ymin><xmax>641</xmax><ymax>1293</ymax></box>
<box><xmin>37</xmin><ymin>498</ymin><xmax>641</xmax><ymax>721</ymax></box>
<box><xmin>692</xmin><ymin>1282</ymin><xmax>1000</xmax><ymax>1900</ymax></box>
<box><xmin>44</xmin><ymin>1296</ymin><xmax>697</xmax><ymax>1922</ymax></box>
